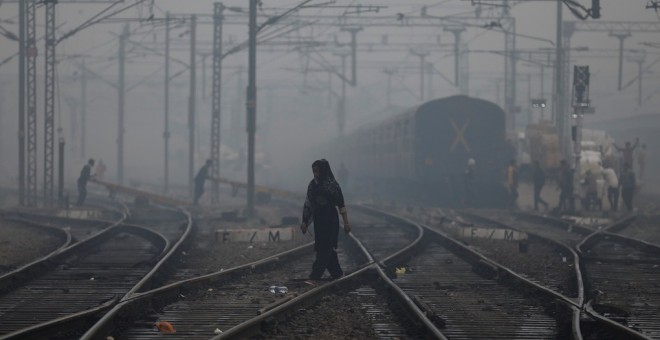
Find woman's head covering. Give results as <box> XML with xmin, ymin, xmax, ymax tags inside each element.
<box><xmin>312</xmin><ymin>159</ymin><xmax>335</xmax><ymax>181</ymax></box>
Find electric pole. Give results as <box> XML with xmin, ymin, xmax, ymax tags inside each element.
<box><xmin>246</xmin><ymin>0</ymin><xmax>257</xmax><ymax>217</ymax></box>
<box><xmin>18</xmin><ymin>0</ymin><xmax>26</xmax><ymax>205</ymax></box>
<box><xmin>164</xmin><ymin>12</ymin><xmax>171</xmax><ymax>193</ymax></box>
<box><xmin>609</xmin><ymin>31</ymin><xmax>631</xmax><ymax>91</ymax></box>
<box><xmin>211</xmin><ymin>3</ymin><xmax>224</xmax><ymax>204</ymax></box>
<box><xmin>410</xmin><ymin>49</ymin><xmax>429</xmax><ymax>101</ymax></box>
<box><xmin>26</xmin><ymin>0</ymin><xmax>38</xmax><ymax>206</ymax></box>
<box><xmin>188</xmin><ymin>14</ymin><xmax>197</xmax><ymax>198</ymax></box>
<box><xmin>117</xmin><ymin>24</ymin><xmax>127</xmax><ymax>184</ymax></box>
<box><xmin>333</xmin><ymin>50</ymin><xmax>350</xmax><ymax>134</ymax></box>
<box><xmin>80</xmin><ymin>59</ymin><xmax>87</xmax><ymax>159</ymax></box>
<box><xmin>444</xmin><ymin>26</ymin><xmax>465</xmax><ymax>88</ymax></box>
<box><xmin>44</xmin><ymin>0</ymin><xmax>56</xmax><ymax>206</ymax></box>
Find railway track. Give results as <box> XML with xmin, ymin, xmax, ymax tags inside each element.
<box><xmin>0</xmin><ymin>202</ymin><xmax>177</xmax><ymax>339</ymax></box>
<box><xmin>79</xmin><ymin>209</ymin><xmax>397</xmax><ymax>339</ymax></box>
<box><xmin>579</xmin><ymin>216</ymin><xmax>660</xmax><ymax>339</ymax></box>
<box><xmin>2</xmin><ymin>180</ymin><xmax>655</xmax><ymax>339</ymax></box>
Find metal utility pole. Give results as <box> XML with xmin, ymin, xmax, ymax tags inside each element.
<box><xmin>410</xmin><ymin>49</ymin><xmax>429</xmax><ymax>101</ymax></box>
<box><xmin>26</xmin><ymin>0</ymin><xmax>38</xmax><ymax>206</ymax></box>
<box><xmin>246</xmin><ymin>0</ymin><xmax>257</xmax><ymax>217</ymax></box>
<box><xmin>609</xmin><ymin>32</ymin><xmax>631</xmax><ymax>91</ymax></box>
<box><xmin>211</xmin><ymin>3</ymin><xmax>224</xmax><ymax>204</ymax></box>
<box><xmin>44</xmin><ymin>0</ymin><xmax>56</xmax><ymax>206</ymax></box>
<box><xmin>163</xmin><ymin>12</ymin><xmax>171</xmax><ymax>193</ymax></box>
<box><xmin>627</xmin><ymin>53</ymin><xmax>645</xmax><ymax>106</ymax></box>
<box><xmin>459</xmin><ymin>46</ymin><xmax>470</xmax><ymax>95</ymax></box>
<box><xmin>444</xmin><ymin>26</ymin><xmax>465</xmax><ymax>88</ymax></box>
<box><xmin>340</xmin><ymin>26</ymin><xmax>362</xmax><ymax>87</ymax></box>
<box><xmin>554</xmin><ymin>0</ymin><xmax>565</xmax><ymax>159</ymax></box>
<box><xmin>18</xmin><ymin>0</ymin><xmax>26</xmax><ymax>205</ymax></box>
<box><xmin>187</xmin><ymin>15</ymin><xmax>198</xmax><ymax>198</ymax></box>
<box><xmin>188</xmin><ymin>14</ymin><xmax>197</xmax><ymax>198</ymax></box>
<box><xmin>427</xmin><ymin>62</ymin><xmax>434</xmax><ymax>100</ymax></box>
<box><xmin>527</xmin><ymin>73</ymin><xmax>532</xmax><ymax>126</ymax></box>
<box><xmin>339</xmin><ymin>53</ymin><xmax>347</xmax><ymax>133</ymax></box>
<box><xmin>504</xmin><ymin>23</ymin><xmax>517</xmax><ymax>134</ymax></box>
<box><xmin>333</xmin><ymin>50</ymin><xmax>350</xmax><ymax>133</ymax></box>
<box><xmin>231</xmin><ymin>66</ymin><xmax>244</xmax><ymax>150</ymax></box>
<box><xmin>117</xmin><ymin>24</ymin><xmax>128</xmax><ymax>184</ymax></box>
<box><xmin>80</xmin><ymin>59</ymin><xmax>87</xmax><ymax>159</ymax></box>
<box><xmin>58</xmin><ymin>134</ymin><xmax>64</xmax><ymax>205</ymax></box>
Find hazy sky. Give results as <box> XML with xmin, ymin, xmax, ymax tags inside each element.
<box><xmin>0</xmin><ymin>0</ymin><xmax>658</xmax><ymax>188</ymax></box>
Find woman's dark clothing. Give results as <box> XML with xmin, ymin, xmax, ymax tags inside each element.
<box><xmin>77</xmin><ymin>164</ymin><xmax>92</xmax><ymax>206</ymax></box>
<box><xmin>302</xmin><ymin>172</ymin><xmax>346</xmax><ymax>280</ymax></box>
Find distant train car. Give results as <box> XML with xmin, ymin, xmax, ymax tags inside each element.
<box><xmin>329</xmin><ymin>95</ymin><xmax>511</xmax><ymax>207</ymax></box>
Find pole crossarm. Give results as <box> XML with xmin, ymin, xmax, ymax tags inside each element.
<box><xmin>564</xmin><ymin>21</ymin><xmax>660</xmax><ymax>33</ymax></box>
<box><xmin>176</xmin><ymin>13</ymin><xmax>514</xmax><ymax>29</ymax></box>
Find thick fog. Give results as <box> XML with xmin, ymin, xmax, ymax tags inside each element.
<box><xmin>0</xmin><ymin>0</ymin><xmax>658</xmax><ymax>196</ymax></box>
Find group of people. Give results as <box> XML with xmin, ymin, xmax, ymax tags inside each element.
<box><xmin>520</xmin><ymin>137</ymin><xmax>642</xmax><ymax>214</ymax></box>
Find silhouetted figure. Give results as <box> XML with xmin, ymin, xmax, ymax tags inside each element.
<box><xmin>602</xmin><ymin>162</ymin><xmax>619</xmax><ymax>211</ymax></box>
<box><xmin>614</xmin><ymin>137</ymin><xmax>639</xmax><ymax>170</ymax></box>
<box><xmin>464</xmin><ymin>158</ymin><xmax>476</xmax><ymax>208</ymax></box>
<box><xmin>77</xmin><ymin>158</ymin><xmax>95</xmax><ymax>206</ymax></box>
<box><xmin>583</xmin><ymin>170</ymin><xmax>599</xmax><ymax>211</ymax></box>
<box><xmin>557</xmin><ymin>160</ymin><xmax>573</xmax><ymax>213</ymax></box>
<box><xmin>532</xmin><ymin>160</ymin><xmax>549</xmax><ymax>211</ymax></box>
<box><xmin>506</xmin><ymin>159</ymin><xmax>519</xmax><ymax>209</ymax></box>
<box><xmin>619</xmin><ymin>162</ymin><xmax>636</xmax><ymax>212</ymax></box>
<box><xmin>301</xmin><ymin>159</ymin><xmax>351</xmax><ymax>281</ymax></box>
<box><xmin>193</xmin><ymin>159</ymin><xmax>212</xmax><ymax>205</ymax></box>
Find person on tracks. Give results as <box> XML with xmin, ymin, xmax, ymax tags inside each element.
<box><xmin>193</xmin><ymin>159</ymin><xmax>212</xmax><ymax>205</ymax></box>
<box><xmin>619</xmin><ymin>162</ymin><xmax>636</xmax><ymax>212</ymax></box>
<box><xmin>77</xmin><ymin>158</ymin><xmax>95</xmax><ymax>206</ymax></box>
<box><xmin>602</xmin><ymin>161</ymin><xmax>619</xmax><ymax>212</ymax></box>
<box><xmin>300</xmin><ymin>159</ymin><xmax>351</xmax><ymax>282</ymax></box>
<box><xmin>614</xmin><ymin>137</ymin><xmax>639</xmax><ymax>171</ymax></box>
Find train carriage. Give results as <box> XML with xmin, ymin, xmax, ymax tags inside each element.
<box><xmin>329</xmin><ymin>95</ymin><xmax>511</xmax><ymax>207</ymax></box>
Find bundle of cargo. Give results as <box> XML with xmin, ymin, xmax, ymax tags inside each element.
<box><xmin>526</xmin><ymin>121</ymin><xmax>562</xmax><ymax>176</ymax></box>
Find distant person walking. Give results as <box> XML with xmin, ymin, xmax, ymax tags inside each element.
<box><xmin>532</xmin><ymin>160</ymin><xmax>549</xmax><ymax>211</ymax></box>
<box><xmin>602</xmin><ymin>162</ymin><xmax>619</xmax><ymax>211</ymax></box>
<box><xmin>619</xmin><ymin>162</ymin><xmax>636</xmax><ymax>212</ymax></box>
<box><xmin>300</xmin><ymin>159</ymin><xmax>351</xmax><ymax>282</ymax></box>
<box><xmin>193</xmin><ymin>159</ymin><xmax>212</xmax><ymax>205</ymax></box>
<box><xmin>636</xmin><ymin>144</ymin><xmax>646</xmax><ymax>180</ymax></box>
<box><xmin>556</xmin><ymin>160</ymin><xmax>573</xmax><ymax>213</ymax></box>
<box><xmin>506</xmin><ymin>159</ymin><xmax>519</xmax><ymax>209</ymax></box>
<box><xmin>77</xmin><ymin>158</ymin><xmax>95</xmax><ymax>206</ymax></box>
<box><xmin>614</xmin><ymin>137</ymin><xmax>639</xmax><ymax>170</ymax></box>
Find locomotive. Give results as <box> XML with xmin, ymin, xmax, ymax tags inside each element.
<box><xmin>328</xmin><ymin>95</ymin><xmax>512</xmax><ymax>207</ymax></box>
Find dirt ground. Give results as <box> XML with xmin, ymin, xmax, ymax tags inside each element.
<box><xmin>0</xmin><ymin>220</ymin><xmax>63</xmax><ymax>275</ymax></box>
